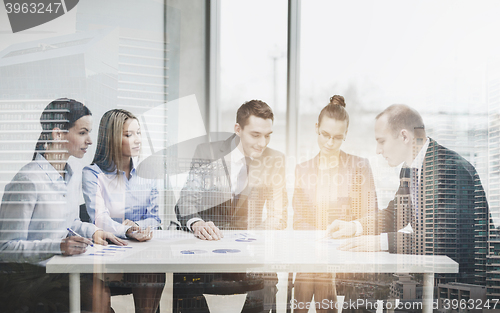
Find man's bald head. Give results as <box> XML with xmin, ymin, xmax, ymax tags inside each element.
<box><xmin>376</xmin><ymin>104</ymin><xmax>425</xmax><ymax>138</ymax></box>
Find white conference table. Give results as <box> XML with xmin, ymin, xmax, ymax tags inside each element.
<box><xmin>47</xmin><ymin>230</ymin><xmax>458</xmax><ymax>313</ymax></box>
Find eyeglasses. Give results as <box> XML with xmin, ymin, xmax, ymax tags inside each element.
<box><xmin>319</xmin><ymin>132</ymin><xmax>345</xmax><ymax>142</ymax></box>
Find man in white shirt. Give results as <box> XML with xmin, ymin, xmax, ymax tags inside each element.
<box><xmin>331</xmin><ymin>104</ymin><xmax>489</xmax><ymax>284</ymax></box>
<box><xmin>175</xmin><ymin>99</ymin><xmax>287</xmax><ymax>236</ymax></box>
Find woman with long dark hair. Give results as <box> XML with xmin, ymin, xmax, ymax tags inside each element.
<box><xmin>0</xmin><ymin>98</ymin><xmax>123</xmax><ymax>313</ymax></box>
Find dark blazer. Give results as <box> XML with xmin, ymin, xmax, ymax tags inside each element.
<box><xmin>382</xmin><ymin>138</ymin><xmax>489</xmax><ymax>284</ymax></box>
<box><xmin>293</xmin><ymin>151</ymin><xmax>378</xmax><ymax>233</ymax></box>
<box><xmin>175</xmin><ymin>134</ymin><xmax>288</xmax><ymax>230</ymax></box>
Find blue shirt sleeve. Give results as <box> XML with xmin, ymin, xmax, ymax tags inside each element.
<box><xmin>132</xmin><ymin>180</ymin><xmax>162</xmax><ymax>229</ymax></box>
<box><xmin>83</xmin><ymin>164</ymin><xmax>162</xmax><ymax>237</ymax></box>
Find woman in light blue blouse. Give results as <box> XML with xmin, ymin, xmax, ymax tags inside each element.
<box><xmin>83</xmin><ymin>109</ymin><xmax>161</xmax><ymax>240</ymax></box>
<box><xmin>83</xmin><ymin>109</ymin><xmax>164</xmax><ymax>313</ymax></box>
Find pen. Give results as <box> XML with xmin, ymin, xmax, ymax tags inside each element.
<box><xmin>67</xmin><ymin>227</ymin><xmax>93</xmax><ymax>246</ymax></box>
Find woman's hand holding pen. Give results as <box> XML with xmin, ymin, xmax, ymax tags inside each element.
<box><xmin>60</xmin><ymin>236</ymin><xmax>93</xmax><ymax>256</ymax></box>
<box><xmin>126</xmin><ymin>226</ymin><xmax>153</xmax><ymax>242</ymax></box>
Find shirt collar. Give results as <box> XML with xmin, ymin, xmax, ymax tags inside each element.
<box><xmin>35</xmin><ymin>153</ymin><xmax>54</xmax><ymax>173</ymax></box>
<box><xmin>130</xmin><ymin>158</ymin><xmax>137</xmax><ymax>176</ymax></box>
<box><xmin>34</xmin><ymin>153</ymin><xmax>73</xmax><ymax>182</ymax></box>
<box><xmin>65</xmin><ymin>161</ymin><xmax>74</xmax><ymax>179</ymax></box>
<box><xmin>231</xmin><ymin>138</ymin><xmax>247</xmax><ymax>164</ymax></box>
<box><xmin>410</xmin><ymin>138</ymin><xmax>430</xmax><ymax>170</ymax></box>
<box><xmin>34</xmin><ymin>152</ymin><xmax>48</xmax><ymax>163</ymax></box>
<box><xmin>101</xmin><ymin>158</ymin><xmax>137</xmax><ymax>176</ymax></box>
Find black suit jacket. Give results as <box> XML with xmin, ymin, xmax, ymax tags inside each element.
<box><xmin>381</xmin><ymin>138</ymin><xmax>489</xmax><ymax>284</ymax></box>
<box><xmin>175</xmin><ymin>134</ymin><xmax>288</xmax><ymax>231</ymax></box>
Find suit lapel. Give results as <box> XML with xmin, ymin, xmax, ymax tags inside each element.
<box><xmin>220</xmin><ymin>134</ymin><xmax>236</xmax><ymax>192</ymax></box>
<box><xmin>223</xmin><ymin>152</ymin><xmax>232</xmax><ymax>190</ymax></box>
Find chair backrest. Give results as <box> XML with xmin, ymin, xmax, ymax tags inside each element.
<box><xmin>79</xmin><ymin>204</ymin><xmax>91</xmax><ymax>223</ymax></box>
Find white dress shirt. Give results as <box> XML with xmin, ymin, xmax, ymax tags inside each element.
<box><xmin>230</xmin><ymin>144</ymin><xmax>249</xmax><ymax>195</ymax></box>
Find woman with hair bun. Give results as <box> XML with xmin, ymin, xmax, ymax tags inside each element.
<box><xmin>292</xmin><ymin>95</ymin><xmax>378</xmax><ymax>313</ymax></box>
